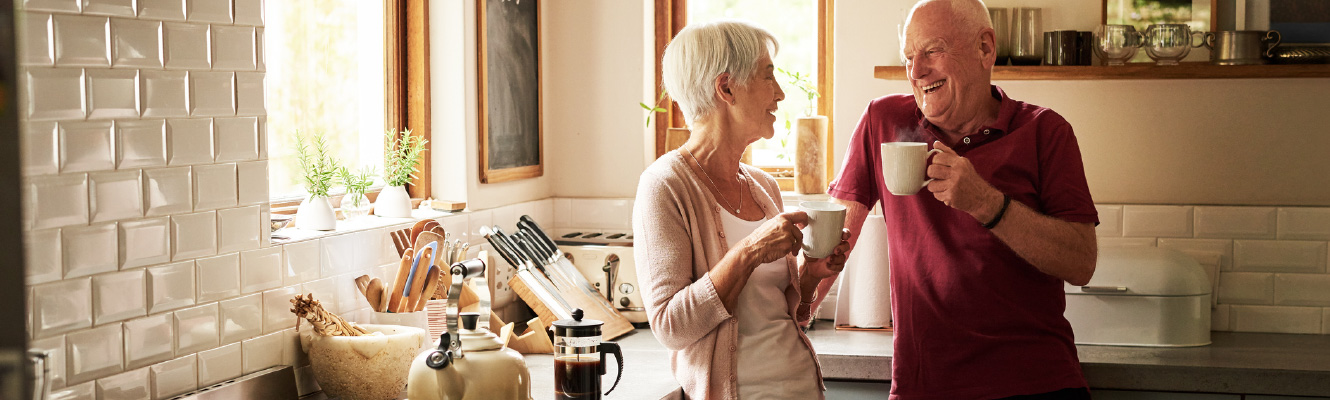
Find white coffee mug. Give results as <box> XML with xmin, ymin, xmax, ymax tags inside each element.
<box><xmin>881</xmin><ymin>142</ymin><xmax>942</xmax><ymax>196</ymax></box>
<box><xmin>799</xmin><ymin>201</ymin><xmax>847</xmax><ymax>258</ymax></box>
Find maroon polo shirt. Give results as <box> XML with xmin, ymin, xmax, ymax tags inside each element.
<box><xmin>829</xmin><ymin>86</ymin><xmax>1097</xmax><ymax>400</ymax></box>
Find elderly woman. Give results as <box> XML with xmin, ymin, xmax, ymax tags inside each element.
<box><xmin>632</xmin><ymin>20</ymin><xmax>850</xmax><ymax>400</ymax></box>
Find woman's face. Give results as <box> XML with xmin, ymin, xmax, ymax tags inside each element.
<box><xmin>728</xmin><ymin>53</ymin><xmax>785</xmax><ymax>141</ymax></box>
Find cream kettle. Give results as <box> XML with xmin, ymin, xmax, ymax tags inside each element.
<box><xmin>407</xmin><ymin>258</ymin><xmax>532</xmax><ymax>400</ymax></box>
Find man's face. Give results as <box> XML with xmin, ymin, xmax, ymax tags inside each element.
<box><xmin>901</xmin><ymin>5</ymin><xmax>991</xmax><ymax>127</ymax></box>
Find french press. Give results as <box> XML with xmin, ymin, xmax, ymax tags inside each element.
<box><xmin>552</xmin><ymin>309</ymin><xmax>623</xmax><ymax>400</ymax></box>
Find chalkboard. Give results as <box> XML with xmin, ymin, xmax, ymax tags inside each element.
<box><xmin>479</xmin><ymin>0</ymin><xmax>542</xmax><ymax>183</ymax></box>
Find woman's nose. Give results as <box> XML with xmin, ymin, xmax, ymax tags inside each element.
<box><xmin>774</xmin><ymin>81</ymin><xmax>785</xmax><ymax>102</ymax></box>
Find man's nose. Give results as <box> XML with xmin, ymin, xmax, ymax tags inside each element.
<box><xmin>908</xmin><ymin>59</ymin><xmax>930</xmax><ymax>81</ymax></box>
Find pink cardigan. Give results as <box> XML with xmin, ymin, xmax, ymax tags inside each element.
<box><xmin>632</xmin><ymin>152</ymin><xmax>825</xmax><ymax>400</ymax></box>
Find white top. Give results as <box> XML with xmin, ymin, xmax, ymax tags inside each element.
<box><xmin>719</xmin><ymin>211</ymin><xmax>821</xmax><ymax>399</ymax></box>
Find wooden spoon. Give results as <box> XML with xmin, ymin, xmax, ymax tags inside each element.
<box><xmin>386</xmin><ymin>249</ymin><xmax>414</xmax><ymax>313</ymax></box>
<box><xmin>413</xmin><ymin>266</ymin><xmax>441</xmax><ymax>312</ymax></box>
<box><xmin>365</xmin><ymin>278</ymin><xmax>384</xmax><ymax>311</ymax></box>
<box><xmin>354</xmin><ymin>275</ymin><xmax>371</xmax><ymax>296</ymax></box>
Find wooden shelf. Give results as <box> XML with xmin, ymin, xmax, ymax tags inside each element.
<box><xmin>874</xmin><ymin>63</ymin><xmax>1330</xmax><ymax>80</ymax></box>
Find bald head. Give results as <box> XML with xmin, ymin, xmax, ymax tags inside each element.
<box><xmin>905</xmin><ymin>0</ymin><xmax>993</xmax><ymax>40</ymax></box>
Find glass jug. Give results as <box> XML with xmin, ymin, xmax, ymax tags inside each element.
<box><xmin>553</xmin><ymin>309</ymin><xmax>623</xmax><ymax>400</ymax></box>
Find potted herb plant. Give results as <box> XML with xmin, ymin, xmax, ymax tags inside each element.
<box><xmin>338</xmin><ymin>165</ymin><xmax>376</xmax><ymax>221</ymax></box>
<box><xmin>778</xmin><ymin>68</ymin><xmax>828</xmax><ymax>194</ymax></box>
<box><xmin>295</xmin><ymin>131</ymin><xmax>340</xmax><ymax>231</ymax></box>
<box><xmin>376</xmin><ymin>128</ymin><xmax>427</xmax><ymax>218</ymax></box>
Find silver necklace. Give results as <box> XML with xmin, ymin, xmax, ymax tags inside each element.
<box><xmin>683</xmin><ymin>147</ymin><xmax>744</xmax><ymax>214</ymax></box>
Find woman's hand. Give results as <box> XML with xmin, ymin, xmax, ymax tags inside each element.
<box><xmin>738</xmin><ymin>211</ymin><xmax>808</xmax><ymax>266</ymax></box>
<box><xmin>800</xmin><ymin>229</ymin><xmax>851</xmax><ymax>281</ymax></box>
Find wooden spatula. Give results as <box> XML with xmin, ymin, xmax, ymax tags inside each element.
<box><xmin>365</xmin><ymin>278</ymin><xmax>384</xmax><ymax>311</ymax></box>
<box><xmin>386</xmin><ymin>250</ymin><xmax>414</xmax><ymax>313</ymax></box>
<box><xmin>400</xmin><ymin>251</ymin><xmax>434</xmax><ymax>312</ymax></box>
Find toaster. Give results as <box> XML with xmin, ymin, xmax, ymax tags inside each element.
<box><xmin>559</xmin><ymin>244</ymin><xmax>648</xmax><ymax>326</ymax></box>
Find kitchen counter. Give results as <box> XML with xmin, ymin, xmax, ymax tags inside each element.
<box><xmin>525</xmin><ymin>329</ymin><xmax>684</xmax><ymax>400</ymax></box>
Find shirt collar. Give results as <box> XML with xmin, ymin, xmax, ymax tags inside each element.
<box><xmin>913</xmin><ymin>85</ymin><xmax>1017</xmax><ymax>138</ymax></box>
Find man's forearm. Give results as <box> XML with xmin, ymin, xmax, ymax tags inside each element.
<box><xmin>987</xmin><ymin>200</ymin><xmax>1098</xmax><ymax>285</ymax></box>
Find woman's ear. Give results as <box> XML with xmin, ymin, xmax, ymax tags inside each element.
<box><xmin>714</xmin><ymin>72</ymin><xmax>736</xmax><ymax>105</ymax></box>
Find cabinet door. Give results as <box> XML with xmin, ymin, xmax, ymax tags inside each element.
<box><xmin>1091</xmin><ymin>390</ymin><xmax>1240</xmax><ymax>400</ymax></box>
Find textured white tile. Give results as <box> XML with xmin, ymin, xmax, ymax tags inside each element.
<box><xmin>29</xmin><ymin>174</ymin><xmax>89</xmax><ymax>230</ymax></box>
<box><xmin>233</xmin><ymin>0</ymin><xmax>263</xmax><ymax>25</ymax></box>
<box><xmin>195</xmin><ymin>253</ymin><xmax>239</xmax><ymax>302</ymax></box>
<box><xmin>466</xmin><ymin>209</ymin><xmax>493</xmax><ymax>246</ymax></box>
<box><xmin>373</xmin><ymin>227</ymin><xmax>397</xmax><ymax>266</ymax></box>
<box><xmin>1194</xmin><ymin>206</ymin><xmax>1277</xmax><ymax>239</ymax></box>
<box><xmin>335</xmin><ymin>273</ymin><xmax>363</xmax><ymax>315</ymax></box>
<box><xmin>211</xmin><ymin>25</ymin><xmax>254</xmax><ymax>70</ymax></box>
<box><xmin>25</xmin><ymin>67</ymin><xmax>84</xmax><ymax>121</ymax></box>
<box><xmin>86</xmin><ymin>69</ymin><xmax>138</xmax><ymax>119</ymax></box>
<box><xmin>300</xmin><ymin>277</ymin><xmax>339</xmax><ymax>315</ymax></box>
<box><xmin>140</xmin><ymin>70</ymin><xmax>187</xmax><ymax>118</ymax></box>
<box><xmin>234</xmin><ymin>72</ymin><xmax>264</xmax><ymax>116</ymax></box>
<box><xmin>26</xmin><ymin>228</ymin><xmax>62</xmax><ymax>285</ymax></box>
<box><xmin>1211</xmin><ymin>304</ymin><xmax>1231</xmax><ymax>331</ymax></box>
<box><xmin>162</xmin><ymin>22</ymin><xmax>209</xmax><ymax>70</ymax></box>
<box><xmin>491</xmin><ymin>205</ymin><xmax>517</xmax><ymax>235</ymax></box>
<box><xmin>241</xmin><ymin>331</ymin><xmax>283</xmax><ymax>374</ymax></box>
<box><xmin>219</xmin><ymin>206</ymin><xmax>261</xmax><ymax>254</ymax></box>
<box><xmin>95</xmin><ymin>367</ymin><xmax>148</xmax><ymax>400</ymax></box>
<box><xmin>32</xmin><ymin>278</ymin><xmax>92</xmax><ymax>338</ymax></box>
<box><xmin>214</xmin><ymin>117</ymin><xmax>259</xmax><ymax>162</ymax></box>
<box><xmin>92</xmin><ymin>269</ymin><xmax>146</xmax><ymax>324</ymax></box>
<box><xmin>1098</xmin><ymin>237</ymin><xmax>1156</xmax><ymax>248</ymax></box>
<box><xmin>185</xmin><ymin>0</ymin><xmax>231</xmax><ymax>23</ymax></box>
<box><xmin>1121</xmin><ymin>205</ymin><xmax>1193</xmax><ymax>238</ymax></box>
<box><xmin>171</xmin><ymin>211</ymin><xmax>217</xmax><ymax>260</ymax></box>
<box><xmin>280</xmin><ymin>328</ymin><xmax>306</xmax><ymax>367</ymax></box>
<box><xmin>147</xmin><ymin>260</ymin><xmax>195</xmax><ymax>313</ymax></box>
<box><xmin>110</xmin><ymin>19</ymin><xmax>161</xmax><ymax>68</ymax></box>
<box><xmin>530</xmin><ymin>198</ymin><xmax>555</xmax><ymax>229</ymax></box>
<box><xmin>1234</xmin><ymin>240</ymin><xmax>1328</xmax><ymax>273</ymax></box>
<box><xmin>256</xmin><ymin>115</ymin><xmax>266</xmax><ymax>157</ymax></box>
<box><xmin>236</xmin><ymin>161</ymin><xmax>267</xmax><ymax>206</ymax></box>
<box><xmin>282</xmin><ymin>240</ymin><xmax>320</xmax><ymax>285</ymax></box>
<box><xmin>254</xmin><ymin>27</ymin><xmax>264</xmax><ymax>72</ymax></box>
<box><xmin>261</xmin><ymin>285</ymin><xmax>299</xmax><ymax>334</ymax></box>
<box><xmin>320</xmin><ymin>233</ymin><xmax>357</xmax><ymax>278</ymax></box>
<box><xmin>243</xmin><ymin>248</ymin><xmax>283</xmax><ymax>295</ymax></box>
<box><xmin>137</xmin><ymin>0</ymin><xmax>184</xmax><ymax>21</ymax></box>
<box><xmin>30</xmin><ymin>335</ymin><xmax>67</xmax><ymax>389</ymax></box>
<box><xmin>1230</xmin><ymin>305</ymin><xmax>1322</xmax><ymax>334</ymax></box>
<box><xmin>189</xmin><ymin>71</ymin><xmax>234</xmax><ymax>116</ymax></box>
<box><xmin>258</xmin><ymin>205</ymin><xmax>271</xmax><ymax>248</ymax></box>
<box><xmin>90</xmin><ymin>170</ymin><xmax>144</xmax><ymax>223</ymax></box>
<box><xmin>219</xmin><ymin>293</ymin><xmax>263</xmax><ymax>344</ymax></box>
<box><xmin>50</xmin><ymin>382</ymin><xmax>97</xmax><ymax>400</ymax></box>
<box><xmin>58</xmin><ymin>120</ymin><xmax>115</xmax><ymax>174</ymax></box>
<box><xmin>441</xmin><ymin>215</ymin><xmax>468</xmax><ymax>247</ymax></box>
<box><xmin>173</xmin><ymin>303</ymin><xmax>218</xmax><ymax>354</ymax></box>
<box><xmin>150</xmin><ymin>355</ymin><xmax>197</xmax><ymax>399</ymax></box>
<box><xmin>194</xmin><ymin>163</ymin><xmax>237</xmax><ymax>211</ymax></box>
<box><xmin>65</xmin><ymin>323</ymin><xmax>123</xmax><ymax>384</ymax></box>
<box><xmin>123</xmin><ymin>313</ymin><xmax>174</xmax><ymax>369</ymax></box>
<box><xmin>24</xmin><ymin>0</ymin><xmax>80</xmax><ymax>14</ymax></box>
<box><xmin>22</xmin><ymin>12</ymin><xmax>53</xmax><ymax>66</ymax></box>
<box><xmin>143</xmin><ymin>166</ymin><xmax>192</xmax><ymax>216</ymax></box>
<box><xmin>1278</xmin><ymin>208</ymin><xmax>1330</xmax><ymax>241</ymax></box>
<box><xmin>117</xmin><ymin>119</ymin><xmax>167</xmax><ymax>168</ymax></box>
<box><xmin>53</xmin><ymin>15</ymin><xmax>109</xmax><ymax>67</ymax></box>
<box><xmin>82</xmin><ymin>0</ymin><xmax>135</xmax><ymax>16</ymax></box>
<box><xmin>1158</xmin><ymin>238</ymin><xmax>1233</xmax><ymax>271</ymax></box>
<box><xmin>1274</xmin><ymin>273</ymin><xmax>1330</xmax><ymax>307</ymax></box>
<box><xmin>553</xmin><ymin>198</ymin><xmax>572</xmax><ymax>228</ymax></box>
<box><xmin>167</xmin><ymin>118</ymin><xmax>213</xmax><ymax>165</ymax></box>
<box><xmin>63</xmin><ymin>223</ymin><xmax>118</xmax><ymax>278</ymax></box>
<box><xmin>196</xmin><ymin>343</ymin><xmax>241</xmax><ymax>386</ymax></box>
<box><xmin>23</xmin><ymin>121</ymin><xmax>59</xmax><ymax>176</ymax></box>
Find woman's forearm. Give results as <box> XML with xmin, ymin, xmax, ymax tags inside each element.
<box><xmin>710</xmin><ymin>247</ymin><xmax>757</xmax><ymax>312</ymax></box>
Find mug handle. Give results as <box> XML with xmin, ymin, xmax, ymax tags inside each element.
<box><xmin>919</xmin><ymin>148</ymin><xmax>943</xmax><ymax>189</ymax></box>
<box><xmin>601</xmin><ymin>341</ymin><xmax>624</xmax><ymax>395</ymax></box>
<box><xmin>1265</xmin><ymin>30</ymin><xmax>1282</xmax><ymax>58</ymax></box>
<box><xmin>1202</xmin><ymin>32</ymin><xmax>1215</xmax><ymax>49</ymax></box>
<box><xmin>1190</xmin><ymin>30</ymin><xmax>1205</xmax><ymax>48</ymax></box>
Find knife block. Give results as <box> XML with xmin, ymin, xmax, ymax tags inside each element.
<box><xmin>507</xmin><ymin>275</ymin><xmax>635</xmax><ymax>340</ymax></box>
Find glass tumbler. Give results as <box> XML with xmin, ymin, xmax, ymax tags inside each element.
<box><xmin>988</xmin><ymin>7</ymin><xmax>1010</xmax><ymax>65</ymax></box>
<box><xmin>1010</xmin><ymin>8</ymin><xmax>1043</xmax><ymax>65</ymax></box>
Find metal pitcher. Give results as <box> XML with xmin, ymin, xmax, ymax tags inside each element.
<box><xmin>1204</xmin><ymin>30</ymin><xmax>1281</xmax><ymax>65</ymax></box>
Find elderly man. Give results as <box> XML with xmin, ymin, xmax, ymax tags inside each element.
<box><xmin>819</xmin><ymin>0</ymin><xmax>1099</xmax><ymax>399</ymax></box>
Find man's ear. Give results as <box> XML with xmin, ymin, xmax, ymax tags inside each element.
<box><xmin>977</xmin><ymin>28</ymin><xmax>997</xmax><ymax>69</ymax></box>
<box><xmin>714</xmin><ymin>72</ymin><xmax>736</xmax><ymax>105</ymax></box>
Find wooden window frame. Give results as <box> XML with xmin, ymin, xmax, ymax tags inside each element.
<box><xmin>272</xmin><ymin>0</ymin><xmax>431</xmax><ymax>214</ymax></box>
<box><xmin>652</xmin><ymin>0</ymin><xmax>836</xmax><ymax>182</ymax></box>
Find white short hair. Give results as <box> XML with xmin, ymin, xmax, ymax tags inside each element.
<box><xmin>662</xmin><ymin>20</ymin><xmax>779</xmax><ymax>125</ymax></box>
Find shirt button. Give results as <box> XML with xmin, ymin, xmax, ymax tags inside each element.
<box><xmin>730</xmin><ymin>346</ymin><xmax>736</xmax><ymax>352</ymax></box>
<box><xmin>983</xmin><ymin>129</ymin><xmax>991</xmax><ymax>135</ymax></box>
<box><xmin>719</xmin><ymin>231</ymin><xmax>726</xmax><ymax>238</ymax></box>
<box><xmin>963</xmin><ymin>137</ymin><xmax>971</xmax><ymax>144</ymax></box>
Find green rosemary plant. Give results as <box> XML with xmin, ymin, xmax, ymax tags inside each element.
<box><xmin>777</xmin><ymin>68</ymin><xmax>820</xmax><ymax>117</ymax></box>
<box><xmin>338</xmin><ymin>166</ymin><xmax>376</xmax><ymax>207</ymax></box>
<box><xmin>640</xmin><ymin>90</ymin><xmax>669</xmax><ymax>127</ymax></box>
<box><xmin>383</xmin><ymin>128</ymin><xmax>428</xmax><ymax>187</ymax></box>
<box><xmin>296</xmin><ymin>130</ymin><xmax>339</xmax><ymax>198</ymax></box>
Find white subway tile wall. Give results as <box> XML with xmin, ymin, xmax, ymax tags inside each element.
<box><xmin>123</xmin><ymin>313</ymin><xmax>174</xmax><ymax>370</ymax></box>
<box><xmin>195</xmin><ymin>343</ymin><xmax>241</xmax><ymax>387</ymax></box>
<box><xmin>150</xmin><ymin>354</ymin><xmax>198</xmax><ymax>399</ymax></box>
<box><xmin>94</xmin><ymin>367</ymin><xmax>149</xmax><ymax>400</ymax></box>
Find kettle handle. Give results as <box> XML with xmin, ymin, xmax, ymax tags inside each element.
<box><xmin>600</xmin><ymin>341</ymin><xmax>624</xmax><ymax>395</ymax></box>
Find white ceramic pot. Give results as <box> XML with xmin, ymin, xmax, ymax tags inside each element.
<box><xmin>376</xmin><ymin>185</ymin><xmax>413</xmax><ymax>218</ymax></box>
<box><xmin>297</xmin><ymin>195</ymin><xmax>337</xmax><ymax>231</ymax></box>
<box><xmin>301</xmin><ymin>322</ymin><xmax>430</xmax><ymax>400</ymax></box>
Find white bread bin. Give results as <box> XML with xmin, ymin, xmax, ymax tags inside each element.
<box><xmin>1064</xmin><ymin>246</ymin><xmax>1211</xmax><ymax>347</ymax></box>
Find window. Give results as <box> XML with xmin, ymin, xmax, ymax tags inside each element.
<box><xmin>688</xmin><ymin>0</ymin><xmax>818</xmax><ymax>167</ymax></box>
<box><xmin>265</xmin><ymin>0</ymin><xmax>389</xmax><ymax>201</ymax></box>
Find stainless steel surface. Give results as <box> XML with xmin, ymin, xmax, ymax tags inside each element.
<box><xmin>1205</xmin><ymin>30</ymin><xmax>1281</xmax><ymax>65</ymax></box>
<box><xmin>1079</xmin><ymin>286</ymin><xmax>1128</xmax><ymax>293</ymax></box>
<box><xmin>172</xmin><ymin>366</ymin><xmax>299</xmax><ymax>400</ymax></box>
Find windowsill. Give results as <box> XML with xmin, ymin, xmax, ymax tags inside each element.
<box><xmin>270</xmin><ymin>207</ymin><xmax>452</xmax><ymax>245</ymax></box>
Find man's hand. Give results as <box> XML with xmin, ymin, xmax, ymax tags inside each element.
<box><xmin>926</xmin><ymin>141</ymin><xmax>1004</xmax><ymax>222</ymax></box>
